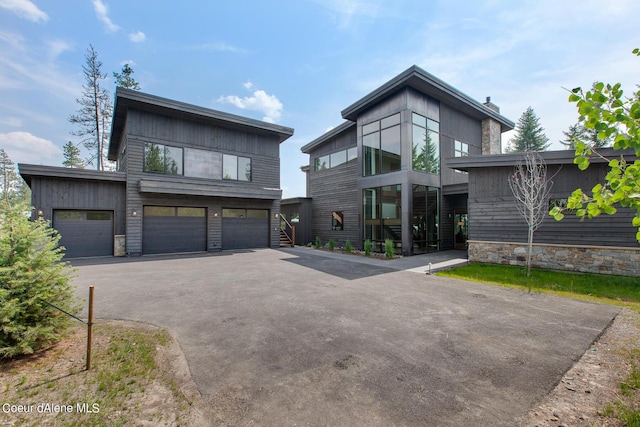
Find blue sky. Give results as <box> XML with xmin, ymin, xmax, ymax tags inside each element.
<box><xmin>1</xmin><ymin>0</ymin><xmax>640</xmax><ymax>198</ymax></box>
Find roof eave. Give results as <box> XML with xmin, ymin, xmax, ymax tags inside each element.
<box><xmin>108</xmin><ymin>88</ymin><xmax>294</xmax><ymax>161</ymax></box>
<box><xmin>300</xmin><ymin>121</ymin><xmax>356</xmax><ymax>154</ymax></box>
<box><xmin>341</xmin><ymin>65</ymin><xmax>514</xmax><ymax>132</ymax></box>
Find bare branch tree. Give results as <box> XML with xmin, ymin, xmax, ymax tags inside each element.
<box><xmin>508</xmin><ymin>151</ymin><xmax>556</xmax><ymax>278</ymax></box>
<box><xmin>69</xmin><ymin>45</ymin><xmax>113</xmax><ymax>171</ymax></box>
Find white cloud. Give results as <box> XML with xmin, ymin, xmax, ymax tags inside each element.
<box><xmin>129</xmin><ymin>30</ymin><xmax>146</xmax><ymax>43</ymax></box>
<box><xmin>0</xmin><ymin>116</ymin><xmax>22</xmax><ymax>127</ymax></box>
<box><xmin>0</xmin><ymin>34</ymin><xmax>77</xmax><ymax>97</ymax></box>
<box><xmin>218</xmin><ymin>85</ymin><xmax>284</xmax><ymax>124</ymax></box>
<box><xmin>0</xmin><ymin>0</ymin><xmax>48</xmax><ymax>22</ymax></box>
<box><xmin>92</xmin><ymin>0</ymin><xmax>120</xmax><ymax>33</ymax></box>
<box><xmin>45</xmin><ymin>38</ymin><xmax>72</xmax><ymax>60</ymax></box>
<box><xmin>188</xmin><ymin>42</ymin><xmax>248</xmax><ymax>54</ymax></box>
<box><xmin>0</xmin><ymin>131</ymin><xmax>60</xmax><ymax>165</ymax></box>
<box><xmin>311</xmin><ymin>0</ymin><xmax>380</xmax><ymax>29</ymax></box>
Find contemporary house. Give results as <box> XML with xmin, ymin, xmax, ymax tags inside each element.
<box><xmin>20</xmin><ymin>88</ymin><xmax>294</xmax><ymax>257</ymax></box>
<box><xmin>285</xmin><ymin>65</ymin><xmax>515</xmax><ymax>255</ymax></box>
<box><xmin>448</xmin><ymin>149</ymin><xmax>639</xmax><ymax>277</ymax></box>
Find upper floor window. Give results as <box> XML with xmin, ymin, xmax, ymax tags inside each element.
<box><xmin>314</xmin><ymin>147</ymin><xmax>357</xmax><ymax>172</ymax></box>
<box><xmin>363</xmin><ymin>113</ymin><xmax>401</xmax><ymax>176</ymax></box>
<box><xmin>412</xmin><ymin>113</ymin><xmax>440</xmax><ymax>174</ymax></box>
<box><xmin>223</xmin><ymin>154</ymin><xmax>252</xmax><ymax>181</ymax></box>
<box><xmin>144</xmin><ymin>143</ymin><xmax>183</xmax><ymax>175</ymax></box>
<box><xmin>454</xmin><ymin>140</ymin><xmax>469</xmax><ymax>157</ymax></box>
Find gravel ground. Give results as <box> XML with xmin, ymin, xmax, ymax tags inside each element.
<box><xmin>517</xmin><ymin>307</ymin><xmax>640</xmax><ymax>427</ymax></box>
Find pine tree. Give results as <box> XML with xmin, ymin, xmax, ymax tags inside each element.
<box><xmin>69</xmin><ymin>45</ymin><xmax>113</xmax><ymax>171</ymax></box>
<box><xmin>62</xmin><ymin>141</ymin><xmax>85</xmax><ymax>168</ymax></box>
<box><xmin>0</xmin><ymin>198</ymin><xmax>80</xmax><ymax>358</ymax></box>
<box><xmin>113</xmin><ymin>63</ymin><xmax>141</xmax><ymax>90</ymax></box>
<box><xmin>560</xmin><ymin>122</ymin><xmax>611</xmax><ymax>150</ymax></box>
<box><xmin>507</xmin><ymin>107</ymin><xmax>550</xmax><ymax>152</ymax></box>
<box><xmin>0</xmin><ymin>149</ymin><xmax>29</xmax><ymax>204</ymax></box>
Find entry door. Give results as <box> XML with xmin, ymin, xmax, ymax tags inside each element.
<box><xmin>454</xmin><ymin>209</ymin><xmax>468</xmax><ymax>250</ymax></box>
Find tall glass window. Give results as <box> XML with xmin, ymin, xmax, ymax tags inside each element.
<box><xmin>363</xmin><ymin>184</ymin><xmax>401</xmax><ymax>252</ymax></box>
<box><xmin>412</xmin><ymin>113</ymin><xmax>440</xmax><ymax>174</ymax></box>
<box><xmin>412</xmin><ymin>185</ymin><xmax>440</xmax><ymax>253</ymax></box>
<box><xmin>362</xmin><ymin>113</ymin><xmax>401</xmax><ymax>176</ymax></box>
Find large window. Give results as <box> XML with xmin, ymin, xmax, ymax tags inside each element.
<box><xmin>184</xmin><ymin>148</ymin><xmax>221</xmax><ymax>179</ymax></box>
<box><xmin>363</xmin><ymin>184</ymin><xmax>401</xmax><ymax>252</ymax></box>
<box><xmin>144</xmin><ymin>143</ymin><xmax>183</xmax><ymax>175</ymax></box>
<box><xmin>314</xmin><ymin>147</ymin><xmax>357</xmax><ymax>171</ymax></box>
<box><xmin>363</xmin><ymin>113</ymin><xmax>401</xmax><ymax>176</ymax></box>
<box><xmin>412</xmin><ymin>113</ymin><xmax>440</xmax><ymax>174</ymax></box>
<box><xmin>223</xmin><ymin>154</ymin><xmax>252</xmax><ymax>181</ymax></box>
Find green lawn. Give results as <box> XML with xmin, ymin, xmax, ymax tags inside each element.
<box><xmin>437</xmin><ymin>263</ymin><xmax>640</xmax><ymax>306</ymax></box>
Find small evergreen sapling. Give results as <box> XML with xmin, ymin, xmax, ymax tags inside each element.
<box><xmin>0</xmin><ymin>200</ymin><xmax>80</xmax><ymax>358</ymax></box>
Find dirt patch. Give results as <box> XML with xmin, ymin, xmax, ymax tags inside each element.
<box><xmin>0</xmin><ymin>320</ymin><xmax>208</xmax><ymax>427</ymax></box>
<box><xmin>517</xmin><ymin>307</ymin><xmax>640</xmax><ymax>426</ymax></box>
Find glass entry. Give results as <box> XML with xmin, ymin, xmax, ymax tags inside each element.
<box><xmin>412</xmin><ymin>185</ymin><xmax>439</xmax><ymax>254</ymax></box>
<box><xmin>454</xmin><ymin>209</ymin><xmax>468</xmax><ymax>250</ymax></box>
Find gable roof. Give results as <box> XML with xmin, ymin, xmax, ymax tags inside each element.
<box><xmin>341</xmin><ymin>65</ymin><xmax>514</xmax><ymax>131</ymax></box>
<box><xmin>108</xmin><ymin>88</ymin><xmax>294</xmax><ymax>161</ymax></box>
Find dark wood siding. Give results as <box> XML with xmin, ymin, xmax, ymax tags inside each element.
<box><xmin>468</xmin><ymin>163</ymin><xmax>639</xmax><ymax>247</ymax></box>
<box><xmin>29</xmin><ymin>176</ymin><xmax>125</xmax><ymax>235</ymax></box>
<box><xmin>281</xmin><ymin>198</ymin><xmax>313</xmax><ymax>246</ymax></box>
<box><xmin>439</xmin><ymin>102</ymin><xmax>481</xmax><ymax>186</ymax></box>
<box><xmin>122</xmin><ymin>108</ymin><xmax>282</xmax><ymax>255</ymax></box>
<box><xmin>308</xmin><ymin>160</ymin><xmax>360</xmax><ymax>249</ymax></box>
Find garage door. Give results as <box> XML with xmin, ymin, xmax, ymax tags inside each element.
<box><xmin>53</xmin><ymin>210</ymin><xmax>113</xmax><ymax>258</ymax></box>
<box><xmin>222</xmin><ymin>208</ymin><xmax>269</xmax><ymax>250</ymax></box>
<box><xmin>143</xmin><ymin>206</ymin><xmax>206</xmax><ymax>255</ymax></box>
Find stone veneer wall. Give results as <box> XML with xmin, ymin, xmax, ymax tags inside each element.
<box><xmin>468</xmin><ymin>240</ymin><xmax>640</xmax><ymax>277</ymax></box>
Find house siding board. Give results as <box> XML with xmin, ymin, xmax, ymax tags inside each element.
<box><xmin>440</xmin><ymin>103</ymin><xmax>481</xmax><ymax>187</ymax></box>
<box><xmin>127</xmin><ymin>110</ymin><xmax>280</xmax><ymax>158</ymax></box>
<box><xmin>308</xmin><ymin>161</ymin><xmax>360</xmax><ymax>248</ymax></box>
<box><xmin>29</xmin><ymin>176</ymin><xmax>125</xmax><ymax>235</ymax></box>
<box><xmin>281</xmin><ymin>198</ymin><xmax>313</xmax><ymax>246</ymax></box>
<box><xmin>120</xmin><ymin>106</ymin><xmax>282</xmax><ymax>255</ymax></box>
<box><xmin>310</xmin><ymin>127</ymin><xmax>357</xmax><ymax>158</ymax></box>
<box><xmin>468</xmin><ymin>164</ymin><xmax>639</xmax><ymax>248</ymax></box>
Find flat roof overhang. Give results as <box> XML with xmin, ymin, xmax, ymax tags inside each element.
<box><xmin>109</xmin><ymin>88</ymin><xmax>294</xmax><ymax>161</ymax></box>
<box><xmin>18</xmin><ymin>163</ymin><xmax>126</xmax><ymax>187</ymax></box>
<box><xmin>446</xmin><ymin>148</ymin><xmax>636</xmax><ymax>172</ymax></box>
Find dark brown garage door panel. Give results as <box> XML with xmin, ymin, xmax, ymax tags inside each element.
<box><xmin>142</xmin><ymin>206</ymin><xmax>206</xmax><ymax>255</ymax></box>
<box><xmin>222</xmin><ymin>208</ymin><xmax>269</xmax><ymax>250</ymax></box>
<box><xmin>53</xmin><ymin>210</ymin><xmax>114</xmax><ymax>258</ymax></box>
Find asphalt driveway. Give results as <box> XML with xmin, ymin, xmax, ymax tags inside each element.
<box><xmin>72</xmin><ymin>248</ymin><xmax>619</xmax><ymax>426</ymax></box>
